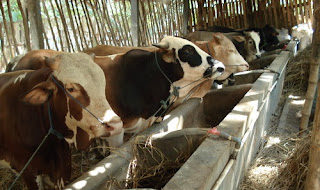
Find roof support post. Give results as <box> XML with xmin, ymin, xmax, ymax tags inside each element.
<box><xmin>24</xmin><ymin>0</ymin><xmax>44</xmax><ymax>49</ymax></box>
<box><xmin>182</xmin><ymin>0</ymin><xmax>189</xmax><ymax>36</ymax></box>
<box><xmin>131</xmin><ymin>0</ymin><xmax>140</xmax><ymax>46</ymax></box>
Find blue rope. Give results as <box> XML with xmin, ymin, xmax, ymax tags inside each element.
<box><xmin>51</xmin><ymin>76</ymin><xmax>104</xmax><ymax>124</ymax></box>
<box><xmin>8</xmin><ymin>102</ymin><xmax>63</xmax><ymax>189</ymax></box>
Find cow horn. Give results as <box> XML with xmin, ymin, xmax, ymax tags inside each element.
<box><xmin>152</xmin><ymin>41</ymin><xmax>169</xmax><ymax>49</ymax></box>
<box><xmin>44</xmin><ymin>56</ymin><xmax>59</xmax><ymax>70</ymax></box>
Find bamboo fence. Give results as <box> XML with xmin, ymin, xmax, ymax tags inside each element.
<box><xmin>0</xmin><ymin>0</ymin><xmax>314</xmax><ymax>71</ymax></box>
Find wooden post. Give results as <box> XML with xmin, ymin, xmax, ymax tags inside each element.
<box><xmin>25</xmin><ymin>0</ymin><xmax>44</xmax><ymax>50</ymax></box>
<box><xmin>304</xmin><ymin>4</ymin><xmax>320</xmax><ymax>189</ymax></box>
<box><xmin>131</xmin><ymin>0</ymin><xmax>139</xmax><ymax>46</ymax></box>
<box><xmin>182</xmin><ymin>0</ymin><xmax>189</xmax><ymax>36</ymax></box>
<box><xmin>300</xmin><ymin>5</ymin><xmax>320</xmax><ymax>131</ymax></box>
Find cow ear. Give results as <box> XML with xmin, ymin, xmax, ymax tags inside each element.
<box><xmin>212</xmin><ymin>33</ymin><xmax>222</xmax><ymax>43</ymax></box>
<box><xmin>88</xmin><ymin>53</ymin><xmax>95</xmax><ymax>59</ymax></box>
<box><xmin>233</xmin><ymin>36</ymin><xmax>245</xmax><ymax>42</ymax></box>
<box><xmin>162</xmin><ymin>49</ymin><xmax>176</xmax><ymax>63</ymax></box>
<box><xmin>44</xmin><ymin>56</ymin><xmax>60</xmax><ymax>70</ymax></box>
<box><xmin>22</xmin><ymin>81</ymin><xmax>56</xmax><ymax>105</ymax></box>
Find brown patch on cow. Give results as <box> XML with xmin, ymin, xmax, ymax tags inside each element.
<box><xmin>162</xmin><ymin>49</ymin><xmax>176</xmax><ymax>63</ymax></box>
<box><xmin>68</xmin><ymin>84</ymin><xmax>90</xmax><ymax>121</ymax></box>
<box><xmin>76</xmin><ymin>127</ymin><xmax>91</xmax><ymax>150</ymax></box>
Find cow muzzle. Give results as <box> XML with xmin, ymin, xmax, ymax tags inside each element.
<box><xmin>90</xmin><ymin>111</ymin><xmax>123</xmax><ymax>137</ymax></box>
<box><xmin>204</xmin><ymin>59</ymin><xmax>225</xmax><ymax>78</ymax></box>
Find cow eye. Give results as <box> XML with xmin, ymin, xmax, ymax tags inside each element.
<box><xmin>249</xmin><ymin>40</ymin><xmax>253</xmax><ymax>44</ymax></box>
<box><xmin>67</xmin><ymin>88</ymin><xmax>75</xmax><ymax>93</ymax></box>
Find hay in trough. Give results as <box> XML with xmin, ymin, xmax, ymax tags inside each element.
<box><xmin>125</xmin><ymin>132</ymin><xmax>208</xmax><ymax>189</ymax></box>
<box><xmin>283</xmin><ymin>46</ymin><xmax>311</xmax><ymax>96</ymax></box>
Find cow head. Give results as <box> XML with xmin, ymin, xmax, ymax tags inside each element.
<box><xmin>208</xmin><ymin>33</ymin><xmax>249</xmax><ymax>80</ymax></box>
<box><xmin>22</xmin><ymin>52</ymin><xmax>123</xmax><ymax>148</ymax></box>
<box><xmin>153</xmin><ymin>36</ymin><xmax>225</xmax><ymax>97</ymax></box>
<box><xmin>233</xmin><ymin>31</ymin><xmax>261</xmax><ymax>62</ymax></box>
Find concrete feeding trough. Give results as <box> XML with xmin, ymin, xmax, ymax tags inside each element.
<box><xmin>65</xmin><ymin>43</ymin><xmax>295</xmax><ymax>190</ymax></box>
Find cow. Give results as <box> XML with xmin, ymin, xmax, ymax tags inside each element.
<box><xmin>291</xmin><ymin>23</ymin><xmax>313</xmax><ymax>51</ymax></box>
<box><xmin>92</xmin><ymin>36</ymin><xmax>225</xmax><ymax>147</ymax></box>
<box><xmin>185</xmin><ymin>31</ymin><xmax>261</xmax><ymax>62</ymax></box>
<box><xmin>0</xmin><ymin>52</ymin><xmax>122</xmax><ymax>189</ymax></box>
<box><xmin>207</xmin><ymin>24</ymin><xmax>280</xmax><ymax>51</ymax></box>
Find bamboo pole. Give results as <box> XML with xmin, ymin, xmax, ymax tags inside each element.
<box><xmin>108</xmin><ymin>0</ymin><xmax>125</xmax><ymax>46</ymax></box>
<box><xmin>49</xmin><ymin>0</ymin><xmax>64</xmax><ymax>51</ymax></box>
<box><xmin>122</xmin><ymin>0</ymin><xmax>133</xmax><ymax>45</ymax></box>
<box><xmin>190</xmin><ymin>0</ymin><xmax>196</xmax><ymax>31</ymax></box>
<box><xmin>80</xmin><ymin>0</ymin><xmax>97</xmax><ymax>47</ymax></box>
<box><xmin>95</xmin><ymin>0</ymin><xmax>111</xmax><ymax>45</ymax></box>
<box><xmin>300</xmin><ymin>7</ymin><xmax>319</xmax><ymax>131</ymax></box>
<box><xmin>101</xmin><ymin>0</ymin><xmax>119</xmax><ymax>46</ymax></box>
<box><xmin>42</xmin><ymin>0</ymin><xmax>58</xmax><ymax>50</ymax></box>
<box><xmin>118</xmin><ymin>0</ymin><xmax>130</xmax><ymax>45</ymax></box>
<box><xmin>241</xmin><ymin>0</ymin><xmax>248</xmax><ymax>28</ymax></box>
<box><xmin>0</xmin><ymin>0</ymin><xmax>14</xmax><ymax>58</ymax></box>
<box><xmin>88</xmin><ymin>0</ymin><xmax>105</xmax><ymax>45</ymax></box>
<box><xmin>17</xmin><ymin>0</ymin><xmax>31</xmax><ymax>51</ymax></box>
<box><xmin>55</xmin><ymin>0</ymin><xmax>73</xmax><ymax>52</ymax></box>
<box><xmin>0</xmin><ymin>23</ymin><xmax>8</xmax><ymax>66</ymax></box>
<box><xmin>286</xmin><ymin>0</ymin><xmax>292</xmax><ymax>28</ymax></box>
<box><xmin>6</xmin><ymin>0</ymin><xmax>19</xmax><ymax>55</ymax></box>
<box><xmin>65</xmin><ymin>0</ymin><xmax>80</xmax><ymax>51</ymax></box>
<box><xmin>304</xmin><ymin>4</ymin><xmax>320</xmax><ymax>189</ymax></box>
<box><xmin>71</xmin><ymin>0</ymin><xmax>88</xmax><ymax>49</ymax></box>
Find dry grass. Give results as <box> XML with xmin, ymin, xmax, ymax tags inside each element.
<box><xmin>283</xmin><ymin>46</ymin><xmax>311</xmax><ymax>96</ymax></box>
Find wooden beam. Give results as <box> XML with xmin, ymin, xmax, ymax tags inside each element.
<box><xmin>25</xmin><ymin>0</ymin><xmax>44</xmax><ymax>49</ymax></box>
<box><xmin>131</xmin><ymin>0</ymin><xmax>140</xmax><ymax>46</ymax></box>
<box><xmin>182</xmin><ymin>0</ymin><xmax>189</xmax><ymax>36</ymax></box>
<box><xmin>304</xmin><ymin>3</ymin><xmax>320</xmax><ymax>189</ymax></box>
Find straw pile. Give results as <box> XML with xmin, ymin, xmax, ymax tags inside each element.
<box><xmin>125</xmin><ymin>133</ymin><xmax>207</xmax><ymax>189</ymax></box>
<box><xmin>269</xmin><ymin>132</ymin><xmax>311</xmax><ymax>190</ymax></box>
<box><xmin>283</xmin><ymin>46</ymin><xmax>311</xmax><ymax>96</ymax></box>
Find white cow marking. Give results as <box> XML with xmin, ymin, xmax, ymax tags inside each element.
<box><xmin>14</xmin><ymin>73</ymin><xmax>27</xmax><ymax>84</ymax></box>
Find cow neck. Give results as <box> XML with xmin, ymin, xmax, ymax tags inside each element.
<box><xmin>206</xmin><ymin>43</ymin><xmax>213</xmax><ymax>57</ymax></box>
<box><xmin>152</xmin><ymin>51</ymin><xmax>180</xmax><ymax>117</ymax></box>
<box><xmin>8</xmin><ymin>101</ymin><xmax>63</xmax><ymax>190</ymax></box>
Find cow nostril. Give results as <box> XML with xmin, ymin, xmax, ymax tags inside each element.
<box><xmin>217</xmin><ymin>67</ymin><xmax>224</xmax><ymax>73</ymax></box>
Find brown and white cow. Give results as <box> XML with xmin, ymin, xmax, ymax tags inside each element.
<box><xmin>0</xmin><ymin>52</ymin><xmax>122</xmax><ymax>189</ymax></box>
<box><xmin>186</xmin><ymin>31</ymin><xmax>261</xmax><ymax>62</ymax></box>
<box><xmin>93</xmin><ymin>36</ymin><xmax>225</xmax><ymax>147</ymax></box>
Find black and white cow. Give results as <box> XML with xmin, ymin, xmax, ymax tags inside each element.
<box><xmin>93</xmin><ymin>36</ymin><xmax>225</xmax><ymax>147</ymax></box>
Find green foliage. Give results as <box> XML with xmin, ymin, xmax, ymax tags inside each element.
<box><xmin>0</xmin><ymin>1</ymin><xmax>22</xmax><ymax>22</ymax></box>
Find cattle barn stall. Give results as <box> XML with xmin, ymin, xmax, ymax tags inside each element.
<box><xmin>64</xmin><ymin>43</ymin><xmax>296</xmax><ymax>189</ymax></box>
<box><xmin>0</xmin><ymin>0</ymin><xmax>314</xmax><ymax>189</ymax></box>
<box><xmin>0</xmin><ymin>0</ymin><xmax>314</xmax><ymax>71</ymax></box>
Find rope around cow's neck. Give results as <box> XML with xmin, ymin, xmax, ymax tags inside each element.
<box><xmin>152</xmin><ymin>51</ymin><xmax>215</xmax><ymax>118</ymax></box>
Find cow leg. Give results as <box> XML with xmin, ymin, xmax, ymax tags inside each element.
<box><xmin>107</xmin><ymin>128</ymin><xmax>124</xmax><ymax>149</ymax></box>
